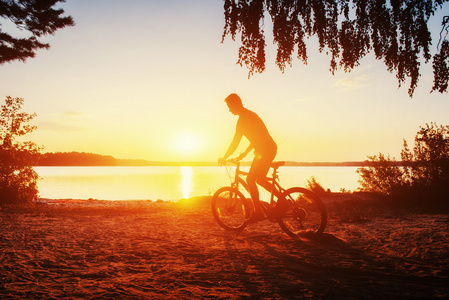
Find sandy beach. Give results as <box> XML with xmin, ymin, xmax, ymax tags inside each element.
<box><xmin>1</xmin><ymin>194</ymin><xmax>448</xmax><ymax>299</ymax></box>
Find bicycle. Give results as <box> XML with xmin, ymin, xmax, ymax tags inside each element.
<box><xmin>211</xmin><ymin>159</ymin><xmax>327</xmax><ymax>238</ymax></box>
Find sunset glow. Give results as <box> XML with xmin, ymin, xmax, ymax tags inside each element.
<box><xmin>172</xmin><ymin>133</ymin><xmax>202</xmax><ymax>155</ymax></box>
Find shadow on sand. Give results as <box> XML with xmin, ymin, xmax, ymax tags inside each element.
<box><xmin>221</xmin><ymin>230</ymin><xmax>446</xmax><ymax>298</ymax></box>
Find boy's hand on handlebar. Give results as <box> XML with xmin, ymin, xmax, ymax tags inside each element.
<box><xmin>217</xmin><ymin>157</ymin><xmax>226</xmax><ymax>166</ymax></box>
<box><xmin>227</xmin><ymin>157</ymin><xmax>241</xmax><ymax>164</ymax></box>
<box><xmin>218</xmin><ymin>157</ymin><xmax>241</xmax><ymax>166</ymax></box>
<box><xmin>236</xmin><ymin>152</ymin><xmax>246</xmax><ymax>161</ymax></box>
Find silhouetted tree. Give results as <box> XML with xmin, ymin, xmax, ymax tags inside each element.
<box><xmin>222</xmin><ymin>0</ymin><xmax>449</xmax><ymax>97</ymax></box>
<box><xmin>0</xmin><ymin>96</ymin><xmax>41</xmax><ymax>205</ymax></box>
<box><xmin>0</xmin><ymin>0</ymin><xmax>74</xmax><ymax>64</ymax></box>
<box><xmin>401</xmin><ymin>123</ymin><xmax>449</xmax><ymax>188</ymax></box>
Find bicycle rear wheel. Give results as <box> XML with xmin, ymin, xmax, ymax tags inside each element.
<box><xmin>211</xmin><ymin>186</ymin><xmax>250</xmax><ymax>231</ymax></box>
<box><xmin>278</xmin><ymin>187</ymin><xmax>327</xmax><ymax>238</ymax></box>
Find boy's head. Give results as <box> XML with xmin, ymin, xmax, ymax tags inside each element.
<box><xmin>225</xmin><ymin>93</ymin><xmax>244</xmax><ymax>115</ymax></box>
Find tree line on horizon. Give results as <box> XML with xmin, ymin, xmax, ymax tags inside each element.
<box><xmin>36</xmin><ymin>152</ymin><xmax>183</xmax><ymax>166</ymax></box>
<box><xmin>37</xmin><ymin>151</ymin><xmax>375</xmax><ymax>167</ymax></box>
<box><xmin>38</xmin><ymin>152</ymin><xmax>116</xmax><ymax>166</ymax></box>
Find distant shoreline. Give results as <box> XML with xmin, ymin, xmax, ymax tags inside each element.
<box><xmin>35</xmin><ymin>151</ymin><xmax>402</xmax><ymax>167</ymax></box>
<box><xmin>36</xmin><ymin>161</ymin><xmax>370</xmax><ymax>167</ymax></box>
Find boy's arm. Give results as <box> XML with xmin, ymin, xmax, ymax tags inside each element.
<box><xmin>218</xmin><ymin>128</ymin><xmax>243</xmax><ymax>165</ymax></box>
<box><xmin>237</xmin><ymin>144</ymin><xmax>253</xmax><ymax>160</ymax></box>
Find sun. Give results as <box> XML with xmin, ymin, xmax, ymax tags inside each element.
<box><xmin>173</xmin><ymin>132</ymin><xmax>201</xmax><ymax>154</ymax></box>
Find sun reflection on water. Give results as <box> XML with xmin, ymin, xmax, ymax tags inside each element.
<box><xmin>180</xmin><ymin>166</ymin><xmax>193</xmax><ymax>199</ymax></box>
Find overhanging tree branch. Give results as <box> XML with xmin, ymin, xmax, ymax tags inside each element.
<box><xmin>0</xmin><ymin>0</ymin><xmax>74</xmax><ymax>64</ymax></box>
<box><xmin>222</xmin><ymin>0</ymin><xmax>449</xmax><ymax>97</ymax></box>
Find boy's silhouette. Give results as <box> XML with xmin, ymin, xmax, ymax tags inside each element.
<box><xmin>218</xmin><ymin>93</ymin><xmax>277</xmax><ymax>222</ymax></box>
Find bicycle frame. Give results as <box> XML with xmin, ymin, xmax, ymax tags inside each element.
<box><xmin>227</xmin><ymin>160</ymin><xmax>285</xmax><ymax>211</ymax></box>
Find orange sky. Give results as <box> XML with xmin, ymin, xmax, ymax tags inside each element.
<box><xmin>1</xmin><ymin>1</ymin><xmax>449</xmax><ymax>163</ymax></box>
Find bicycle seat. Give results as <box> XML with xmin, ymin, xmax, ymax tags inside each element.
<box><xmin>271</xmin><ymin>161</ymin><xmax>285</xmax><ymax>169</ymax></box>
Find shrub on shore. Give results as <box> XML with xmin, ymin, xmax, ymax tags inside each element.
<box><xmin>306</xmin><ymin>176</ymin><xmax>328</xmax><ymax>196</ymax></box>
<box><xmin>357</xmin><ymin>123</ymin><xmax>449</xmax><ymax>212</ymax></box>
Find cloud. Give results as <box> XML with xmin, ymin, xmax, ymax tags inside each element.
<box><xmin>37</xmin><ymin>120</ymin><xmax>88</xmax><ymax>132</ymax></box>
<box><xmin>62</xmin><ymin>111</ymin><xmax>85</xmax><ymax>117</ymax></box>
<box><xmin>37</xmin><ymin>111</ymin><xmax>89</xmax><ymax>132</ymax></box>
<box><xmin>333</xmin><ymin>75</ymin><xmax>369</xmax><ymax>91</ymax></box>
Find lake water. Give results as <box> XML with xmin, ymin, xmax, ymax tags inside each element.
<box><xmin>34</xmin><ymin>166</ymin><xmax>361</xmax><ymax>201</ymax></box>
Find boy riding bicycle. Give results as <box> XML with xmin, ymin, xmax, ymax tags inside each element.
<box><xmin>218</xmin><ymin>93</ymin><xmax>277</xmax><ymax>222</ymax></box>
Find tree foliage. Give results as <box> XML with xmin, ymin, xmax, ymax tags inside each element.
<box><xmin>0</xmin><ymin>0</ymin><xmax>74</xmax><ymax>64</ymax></box>
<box><xmin>401</xmin><ymin>123</ymin><xmax>449</xmax><ymax>187</ymax></box>
<box><xmin>357</xmin><ymin>123</ymin><xmax>449</xmax><ymax>211</ymax></box>
<box><xmin>222</xmin><ymin>0</ymin><xmax>449</xmax><ymax>97</ymax></box>
<box><xmin>432</xmin><ymin>40</ymin><xmax>449</xmax><ymax>93</ymax></box>
<box><xmin>0</xmin><ymin>96</ymin><xmax>41</xmax><ymax>206</ymax></box>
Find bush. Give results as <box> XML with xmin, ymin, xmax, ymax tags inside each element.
<box><xmin>356</xmin><ymin>153</ymin><xmax>404</xmax><ymax>195</ymax></box>
<box><xmin>306</xmin><ymin>176</ymin><xmax>327</xmax><ymax>196</ymax></box>
<box><xmin>357</xmin><ymin>123</ymin><xmax>449</xmax><ymax>212</ymax></box>
<box><xmin>0</xmin><ymin>96</ymin><xmax>41</xmax><ymax>206</ymax></box>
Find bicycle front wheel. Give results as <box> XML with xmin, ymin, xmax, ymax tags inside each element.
<box><xmin>278</xmin><ymin>187</ymin><xmax>327</xmax><ymax>238</ymax></box>
<box><xmin>211</xmin><ymin>186</ymin><xmax>251</xmax><ymax>231</ymax></box>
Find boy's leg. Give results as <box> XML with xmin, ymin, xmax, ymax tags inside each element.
<box><xmin>247</xmin><ymin>151</ymin><xmax>276</xmax><ymax>218</ymax></box>
<box><xmin>247</xmin><ymin>154</ymin><xmax>266</xmax><ymax>218</ymax></box>
<box><xmin>247</xmin><ymin>169</ymin><xmax>264</xmax><ymax>216</ymax></box>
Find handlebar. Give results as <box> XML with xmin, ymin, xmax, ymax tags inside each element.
<box><xmin>218</xmin><ymin>157</ymin><xmax>241</xmax><ymax>167</ymax></box>
<box><xmin>227</xmin><ymin>158</ymin><xmax>241</xmax><ymax>165</ymax></box>
<box><xmin>219</xmin><ymin>158</ymin><xmax>286</xmax><ymax>170</ymax></box>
